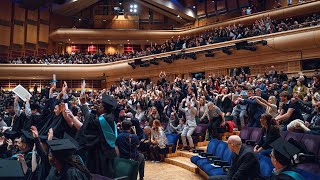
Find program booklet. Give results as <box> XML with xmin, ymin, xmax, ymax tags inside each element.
<box><xmin>12</xmin><ymin>85</ymin><xmax>32</xmax><ymax>102</ymax></box>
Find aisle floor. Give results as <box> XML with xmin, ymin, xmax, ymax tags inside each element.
<box><xmin>143</xmin><ymin>161</ymin><xmax>204</xmax><ymax>180</ymax></box>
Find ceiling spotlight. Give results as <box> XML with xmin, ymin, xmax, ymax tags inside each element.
<box><xmin>177</xmin><ymin>15</ymin><xmax>180</xmax><ymax>18</ymax></box>
<box><xmin>102</xmin><ymin>19</ymin><xmax>107</xmax><ymax>22</ymax></box>
<box><xmin>130</xmin><ymin>9</ymin><xmax>133</xmax><ymax>12</ymax></box>
<box><xmin>130</xmin><ymin>5</ymin><xmax>133</xmax><ymax>8</ymax></box>
<box><xmin>108</xmin><ymin>40</ymin><xmax>110</xmax><ymax>41</ymax></box>
<box><xmin>133</xmin><ymin>9</ymin><xmax>137</xmax><ymax>13</ymax></box>
<box><xmin>119</xmin><ymin>2</ymin><xmax>122</xmax><ymax>5</ymax></box>
<box><xmin>78</xmin><ymin>18</ymin><xmax>81</xmax><ymax>21</ymax></box>
<box><xmin>134</xmin><ymin>4</ymin><xmax>137</xmax><ymax>8</ymax></box>
<box><xmin>127</xmin><ymin>40</ymin><xmax>130</xmax><ymax>41</ymax></box>
<box><xmin>193</xmin><ymin>5</ymin><xmax>196</xmax><ymax>8</ymax></box>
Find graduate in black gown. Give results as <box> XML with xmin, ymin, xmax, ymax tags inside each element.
<box><xmin>46</xmin><ymin>139</ymin><xmax>91</xmax><ymax>180</ymax></box>
<box><xmin>76</xmin><ymin>93</ymin><xmax>118</xmax><ymax>178</ymax></box>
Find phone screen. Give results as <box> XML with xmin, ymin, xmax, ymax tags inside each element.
<box><xmin>65</xmin><ymin>103</ymin><xmax>69</xmax><ymax>110</ymax></box>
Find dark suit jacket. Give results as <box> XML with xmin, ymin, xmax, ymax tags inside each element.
<box><xmin>228</xmin><ymin>146</ymin><xmax>263</xmax><ymax>180</ymax></box>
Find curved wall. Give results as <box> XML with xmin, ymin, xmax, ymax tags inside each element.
<box><xmin>1</xmin><ymin>26</ymin><xmax>320</xmax><ymax>87</ymax></box>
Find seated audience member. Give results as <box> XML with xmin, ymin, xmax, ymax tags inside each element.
<box><xmin>150</xmin><ymin>120</ymin><xmax>168</xmax><ymax>162</ymax></box>
<box><xmin>269</xmin><ymin>138</ymin><xmax>304</xmax><ymax>180</ymax></box>
<box><xmin>115</xmin><ymin>120</ymin><xmax>145</xmax><ymax>180</ymax></box>
<box><xmin>254</xmin><ymin>113</ymin><xmax>280</xmax><ymax>156</ymax></box>
<box><xmin>179</xmin><ymin>98</ymin><xmax>197</xmax><ymax>151</ymax></box>
<box><xmin>209</xmin><ymin>135</ymin><xmax>263</xmax><ymax>180</ymax></box>
<box><xmin>293</xmin><ymin>77</ymin><xmax>308</xmax><ymax>98</ymax></box>
<box><xmin>139</xmin><ymin>126</ymin><xmax>152</xmax><ymax>160</ymax></box>
<box><xmin>46</xmin><ymin>139</ymin><xmax>91</xmax><ymax>180</ymax></box>
<box><xmin>170</xmin><ymin>117</ymin><xmax>186</xmax><ymax>135</ymax></box>
<box><xmin>275</xmin><ymin>91</ymin><xmax>304</xmax><ymax>130</ymax></box>
<box><xmin>164</xmin><ymin>110</ymin><xmax>179</xmax><ymax>134</ymax></box>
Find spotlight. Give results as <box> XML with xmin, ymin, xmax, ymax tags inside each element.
<box><xmin>205</xmin><ymin>53</ymin><xmax>214</xmax><ymax>57</ymax></box>
<box><xmin>128</xmin><ymin>62</ymin><xmax>136</xmax><ymax>69</ymax></box>
<box><xmin>222</xmin><ymin>48</ymin><xmax>232</xmax><ymax>55</ymax></box>
<box><xmin>261</xmin><ymin>40</ymin><xmax>268</xmax><ymax>45</ymax></box>
<box><xmin>150</xmin><ymin>59</ymin><xmax>159</xmax><ymax>65</ymax></box>
<box><xmin>244</xmin><ymin>46</ymin><xmax>257</xmax><ymax>51</ymax></box>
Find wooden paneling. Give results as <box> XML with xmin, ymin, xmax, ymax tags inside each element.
<box><xmin>0</xmin><ymin>25</ymin><xmax>11</xmax><ymax>46</ymax></box>
<box><xmin>27</xmin><ymin>10</ymin><xmax>38</xmax><ymax>21</ymax></box>
<box><xmin>39</xmin><ymin>24</ymin><xmax>49</xmax><ymax>43</ymax></box>
<box><xmin>206</xmin><ymin>0</ymin><xmax>216</xmax><ymax>14</ymax></box>
<box><xmin>13</xmin><ymin>25</ymin><xmax>24</xmax><ymax>45</ymax></box>
<box><xmin>153</xmin><ymin>11</ymin><xmax>164</xmax><ymax>21</ymax></box>
<box><xmin>0</xmin><ymin>0</ymin><xmax>12</xmax><ymax>21</ymax></box>
<box><xmin>26</xmin><ymin>24</ymin><xmax>37</xmax><ymax>44</ymax></box>
<box><xmin>197</xmin><ymin>2</ymin><xmax>205</xmax><ymax>16</ymax></box>
<box><xmin>217</xmin><ymin>0</ymin><xmax>226</xmax><ymax>11</ymax></box>
<box><xmin>139</xmin><ymin>6</ymin><xmax>149</xmax><ymax>20</ymax></box>
<box><xmin>40</xmin><ymin>9</ymin><xmax>49</xmax><ymax>20</ymax></box>
<box><xmin>228</xmin><ymin>0</ymin><xmax>238</xmax><ymax>10</ymax></box>
<box><xmin>14</xmin><ymin>4</ymin><xmax>25</xmax><ymax>21</ymax></box>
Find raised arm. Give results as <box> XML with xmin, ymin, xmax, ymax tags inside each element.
<box><xmin>14</xmin><ymin>96</ymin><xmax>21</xmax><ymax>117</ymax></box>
<box><xmin>25</xmin><ymin>98</ymin><xmax>32</xmax><ymax>118</ymax></box>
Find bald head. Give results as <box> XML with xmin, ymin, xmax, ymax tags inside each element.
<box><xmin>228</xmin><ymin>135</ymin><xmax>242</xmax><ymax>146</ymax></box>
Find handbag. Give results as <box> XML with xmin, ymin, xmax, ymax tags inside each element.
<box><xmin>113</xmin><ymin>135</ymin><xmax>139</xmax><ymax>180</ymax></box>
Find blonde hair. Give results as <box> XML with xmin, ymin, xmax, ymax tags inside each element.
<box><xmin>268</xmin><ymin>96</ymin><xmax>277</xmax><ymax>105</ymax></box>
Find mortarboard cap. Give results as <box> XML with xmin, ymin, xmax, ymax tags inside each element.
<box><xmin>3</xmin><ymin>130</ymin><xmax>19</xmax><ymax>140</ymax></box>
<box><xmin>102</xmin><ymin>93</ymin><xmax>117</xmax><ymax>110</ymax></box>
<box><xmin>270</xmin><ymin>138</ymin><xmax>300</xmax><ymax>165</ymax></box>
<box><xmin>0</xmin><ymin>159</ymin><xmax>25</xmax><ymax>179</ymax></box>
<box><xmin>63</xmin><ymin>132</ymin><xmax>80</xmax><ymax>151</ymax></box>
<box><xmin>20</xmin><ymin>129</ymin><xmax>35</xmax><ymax>145</ymax></box>
<box><xmin>47</xmin><ymin>139</ymin><xmax>76</xmax><ymax>158</ymax></box>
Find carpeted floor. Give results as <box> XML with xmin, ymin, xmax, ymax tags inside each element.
<box><xmin>143</xmin><ymin>161</ymin><xmax>204</xmax><ymax>180</ymax></box>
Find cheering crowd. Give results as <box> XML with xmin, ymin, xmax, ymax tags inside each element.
<box><xmin>0</xmin><ymin>65</ymin><xmax>319</xmax><ymax>179</ymax></box>
<box><xmin>3</xmin><ymin>13</ymin><xmax>319</xmax><ymax>65</ymax></box>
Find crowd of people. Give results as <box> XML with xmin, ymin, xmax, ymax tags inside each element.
<box><xmin>0</xmin><ymin>65</ymin><xmax>319</xmax><ymax>179</ymax></box>
<box><xmin>3</xmin><ymin>13</ymin><xmax>319</xmax><ymax>65</ymax></box>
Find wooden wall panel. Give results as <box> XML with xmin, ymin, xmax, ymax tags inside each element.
<box><xmin>139</xmin><ymin>6</ymin><xmax>149</xmax><ymax>20</ymax></box>
<box><xmin>26</xmin><ymin>24</ymin><xmax>37</xmax><ymax>44</ymax></box>
<box><xmin>0</xmin><ymin>25</ymin><xmax>11</xmax><ymax>46</ymax></box>
<box><xmin>228</xmin><ymin>0</ymin><xmax>238</xmax><ymax>10</ymax></box>
<box><xmin>14</xmin><ymin>4</ymin><xmax>25</xmax><ymax>21</ymax></box>
<box><xmin>153</xmin><ymin>11</ymin><xmax>163</xmax><ymax>21</ymax></box>
<box><xmin>206</xmin><ymin>0</ymin><xmax>216</xmax><ymax>14</ymax></box>
<box><xmin>40</xmin><ymin>9</ymin><xmax>49</xmax><ymax>20</ymax></box>
<box><xmin>13</xmin><ymin>25</ymin><xmax>24</xmax><ymax>45</ymax></box>
<box><xmin>39</xmin><ymin>24</ymin><xmax>49</xmax><ymax>43</ymax></box>
<box><xmin>197</xmin><ymin>2</ymin><xmax>205</xmax><ymax>16</ymax></box>
<box><xmin>27</xmin><ymin>10</ymin><xmax>38</xmax><ymax>21</ymax></box>
<box><xmin>217</xmin><ymin>0</ymin><xmax>226</xmax><ymax>11</ymax></box>
<box><xmin>0</xmin><ymin>0</ymin><xmax>12</xmax><ymax>21</ymax></box>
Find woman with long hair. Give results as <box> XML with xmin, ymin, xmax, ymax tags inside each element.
<box><xmin>254</xmin><ymin>113</ymin><xmax>280</xmax><ymax>156</ymax></box>
<box><xmin>149</xmin><ymin>120</ymin><xmax>167</xmax><ymax>162</ymax></box>
<box><xmin>255</xmin><ymin>96</ymin><xmax>278</xmax><ymax>118</ymax></box>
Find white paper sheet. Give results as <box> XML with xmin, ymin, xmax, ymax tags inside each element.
<box><xmin>12</xmin><ymin>85</ymin><xmax>32</xmax><ymax>102</ymax></box>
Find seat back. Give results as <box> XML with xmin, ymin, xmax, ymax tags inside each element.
<box><xmin>259</xmin><ymin>155</ymin><xmax>274</xmax><ymax>177</ymax></box>
<box><xmin>221</xmin><ymin>147</ymin><xmax>233</xmax><ymax>164</ymax></box>
<box><xmin>280</xmin><ymin>131</ymin><xmax>288</xmax><ymax>139</ymax></box>
<box><xmin>206</xmin><ymin>138</ymin><xmax>220</xmax><ymax>155</ymax></box>
<box><xmin>166</xmin><ymin>133</ymin><xmax>179</xmax><ymax>145</ymax></box>
<box><xmin>300</xmin><ymin>134</ymin><xmax>320</xmax><ymax>159</ymax></box>
<box><xmin>193</xmin><ymin>124</ymin><xmax>208</xmax><ymax>136</ymax></box>
<box><xmin>214</xmin><ymin>142</ymin><xmax>227</xmax><ymax>158</ymax></box>
<box><xmin>249</xmin><ymin>128</ymin><xmax>263</xmax><ymax>143</ymax></box>
<box><xmin>239</xmin><ymin>127</ymin><xmax>253</xmax><ymax>141</ymax></box>
<box><xmin>284</xmin><ymin>132</ymin><xmax>304</xmax><ymax>142</ymax></box>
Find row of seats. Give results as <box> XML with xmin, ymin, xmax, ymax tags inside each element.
<box><xmin>191</xmin><ymin>128</ymin><xmax>320</xmax><ymax>179</ymax></box>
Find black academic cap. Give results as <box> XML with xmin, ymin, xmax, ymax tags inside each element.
<box><xmin>102</xmin><ymin>93</ymin><xmax>117</xmax><ymax>110</ymax></box>
<box><xmin>20</xmin><ymin>129</ymin><xmax>35</xmax><ymax>145</ymax></box>
<box><xmin>47</xmin><ymin>139</ymin><xmax>76</xmax><ymax>157</ymax></box>
<box><xmin>0</xmin><ymin>159</ymin><xmax>25</xmax><ymax>179</ymax></box>
<box><xmin>63</xmin><ymin>132</ymin><xmax>80</xmax><ymax>151</ymax></box>
<box><xmin>270</xmin><ymin>137</ymin><xmax>300</xmax><ymax>165</ymax></box>
<box><xmin>3</xmin><ymin>131</ymin><xmax>19</xmax><ymax>140</ymax></box>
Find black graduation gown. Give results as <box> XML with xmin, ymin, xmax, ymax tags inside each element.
<box><xmin>39</xmin><ymin>113</ymin><xmax>69</xmax><ymax>139</ymax></box>
<box><xmin>268</xmin><ymin>167</ymin><xmax>297</xmax><ymax>180</ymax></box>
<box><xmin>12</xmin><ymin>113</ymin><xmax>32</xmax><ymax>132</ymax></box>
<box><xmin>76</xmin><ymin>113</ymin><xmax>117</xmax><ymax>178</ymax></box>
<box><xmin>45</xmin><ymin>164</ymin><xmax>90</xmax><ymax>180</ymax></box>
